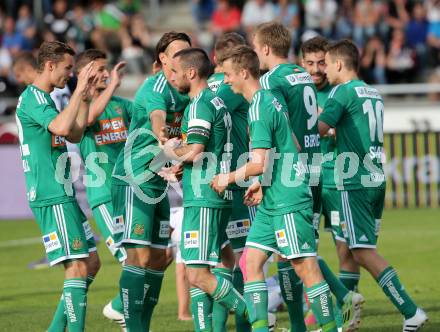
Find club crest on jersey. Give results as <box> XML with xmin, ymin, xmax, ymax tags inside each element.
<box><xmin>113</xmin><ymin>215</ymin><xmax>124</xmax><ymax>233</ymax></box>
<box><xmin>133</xmin><ymin>223</ymin><xmax>145</xmax><ymax>236</ymax></box>
<box><xmin>71</xmin><ymin>238</ymin><xmax>83</xmax><ymax>250</ymax></box>
<box><xmin>275</xmin><ymin>229</ymin><xmax>288</xmax><ymax>248</ymax></box>
<box><xmin>114</xmin><ymin>106</ymin><xmax>123</xmax><ymax>115</ymax></box>
<box><xmin>184</xmin><ymin>231</ymin><xmax>199</xmax><ymax>248</ymax></box>
<box><xmin>226</xmin><ymin>219</ymin><xmax>251</xmax><ymax>239</ymax></box>
<box><xmin>27</xmin><ymin>187</ymin><xmax>36</xmax><ymax>202</ymax></box>
<box><xmin>52</xmin><ymin>135</ymin><xmax>66</xmax><ymax>147</ymax></box>
<box><xmin>43</xmin><ymin>232</ymin><xmax>61</xmax><ymax>253</ymax></box>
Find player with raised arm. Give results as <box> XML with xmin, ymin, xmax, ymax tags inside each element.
<box><xmin>253</xmin><ymin>22</ymin><xmax>363</xmax><ymax>331</ymax></box>
<box><xmin>208</xmin><ymin>32</ymin><xmax>253</xmax><ymax>332</ymax></box>
<box><xmin>163</xmin><ymin>47</ymin><xmax>248</xmax><ymax>332</ymax></box>
<box><xmin>301</xmin><ymin>35</ymin><xmax>363</xmax><ymax>312</ymax></box>
<box><xmin>15</xmin><ymin>41</ymin><xmax>99</xmax><ymax>332</ymax></box>
<box><xmin>211</xmin><ymin>45</ymin><xmax>337</xmax><ymax>332</ymax></box>
<box><xmin>318</xmin><ymin>39</ymin><xmax>428</xmax><ymax>332</ymax></box>
<box><xmin>111</xmin><ymin>32</ymin><xmax>191</xmax><ymax>331</ymax></box>
<box><xmin>74</xmin><ymin>49</ymin><xmax>134</xmax><ymax>329</ymax></box>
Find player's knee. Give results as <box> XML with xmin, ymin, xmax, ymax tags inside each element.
<box><xmin>245</xmin><ymin>256</ymin><xmax>264</xmax><ymax>280</ymax></box>
<box><xmin>65</xmin><ymin>259</ymin><xmax>88</xmax><ymax>279</ymax></box>
<box><xmin>186</xmin><ymin>268</ymin><xmax>206</xmax><ymax>288</ymax></box>
<box><xmin>86</xmin><ymin>252</ymin><xmax>101</xmax><ymax>276</ymax></box>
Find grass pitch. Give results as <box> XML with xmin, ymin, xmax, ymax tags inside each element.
<box><xmin>0</xmin><ymin>208</ymin><xmax>439</xmax><ymax>331</ymax></box>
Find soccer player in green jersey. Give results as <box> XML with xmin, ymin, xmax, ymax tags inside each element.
<box><xmin>318</xmin><ymin>39</ymin><xmax>428</xmax><ymax>331</ymax></box>
<box><xmin>253</xmin><ymin>22</ymin><xmax>363</xmax><ymax>331</ymax></box>
<box><xmin>208</xmin><ymin>32</ymin><xmax>252</xmax><ymax>332</ymax></box>
<box><xmin>15</xmin><ymin>41</ymin><xmax>99</xmax><ymax>332</ymax></box>
<box><xmin>74</xmin><ymin>49</ymin><xmax>133</xmax><ymax>329</ymax></box>
<box><xmin>163</xmin><ymin>47</ymin><xmax>248</xmax><ymax>332</ymax></box>
<box><xmin>211</xmin><ymin>45</ymin><xmax>337</xmax><ymax>332</ymax></box>
<box><xmin>302</xmin><ymin>36</ymin><xmax>362</xmax><ymax>297</ymax></box>
<box><xmin>111</xmin><ymin>31</ymin><xmax>191</xmax><ymax>331</ymax></box>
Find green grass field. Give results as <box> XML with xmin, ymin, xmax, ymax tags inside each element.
<box><xmin>0</xmin><ymin>208</ymin><xmax>439</xmax><ymax>332</ymax></box>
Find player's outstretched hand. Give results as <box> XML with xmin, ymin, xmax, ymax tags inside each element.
<box><xmin>76</xmin><ymin>61</ymin><xmax>96</xmax><ymax>93</ymax></box>
<box><xmin>158</xmin><ymin>163</ymin><xmax>183</xmax><ymax>182</ymax></box>
<box><xmin>162</xmin><ymin>137</ymin><xmax>181</xmax><ymax>159</ymax></box>
<box><xmin>210</xmin><ymin>173</ymin><xmax>229</xmax><ymax>195</ymax></box>
<box><xmin>244</xmin><ymin>181</ymin><xmax>262</xmax><ymax>206</ymax></box>
<box><xmin>110</xmin><ymin>61</ymin><xmax>126</xmax><ymax>88</ymax></box>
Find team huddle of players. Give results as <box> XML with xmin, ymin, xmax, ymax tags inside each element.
<box><xmin>15</xmin><ymin>21</ymin><xmax>428</xmax><ymax>332</ymax></box>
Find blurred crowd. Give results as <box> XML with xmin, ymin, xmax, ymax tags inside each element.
<box><xmin>1</xmin><ymin>0</ymin><xmax>440</xmax><ymax>105</ymax></box>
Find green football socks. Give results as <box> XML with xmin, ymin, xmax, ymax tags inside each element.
<box><xmin>339</xmin><ymin>270</ymin><xmax>360</xmax><ymax>292</ymax></box>
<box><xmin>47</xmin><ymin>275</ymin><xmax>94</xmax><ymax>332</ymax></box>
<box><xmin>278</xmin><ymin>261</ymin><xmax>306</xmax><ymax>332</ymax></box>
<box><xmin>119</xmin><ymin>265</ymin><xmax>147</xmax><ymax>331</ymax></box>
<box><xmin>377</xmin><ymin>266</ymin><xmax>417</xmax><ymax>319</ymax></box>
<box><xmin>317</xmin><ymin>257</ymin><xmax>349</xmax><ymax>306</ymax></box>
<box><xmin>212</xmin><ymin>274</ymin><xmax>247</xmax><ymax>318</ymax></box>
<box><xmin>244</xmin><ymin>281</ymin><xmax>268</xmax><ymax>332</ymax></box>
<box><xmin>212</xmin><ymin>268</ymin><xmax>232</xmax><ymax>332</ymax></box>
<box><xmin>142</xmin><ymin>268</ymin><xmax>165</xmax><ymax>330</ymax></box>
<box><xmin>305</xmin><ymin>281</ymin><xmax>337</xmax><ymax>332</ymax></box>
<box><xmin>233</xmin><ymin>267</ymin><xmax>251</xmax><ymax>332</ymax></box>
<box><xmin>190</xmin><ymin>287</ymin><xmax>213</xmax><ymax>332</ymax></box>
<box><xmin>63</xmin><ymin>278</ymin><xmax>88</xmax><ymax>332</ymax></box>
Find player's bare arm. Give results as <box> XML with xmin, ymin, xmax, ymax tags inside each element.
<box><xmin>318</xmin><ymin>120</ymin><xmax>331</xmax><ymax>137</ymax></box>
<box><xmin>150</xmin><ymin>110</ymin><xmax>168</xmax><ymax>143</ymax></box>
<box><xmin>87</xmin><ymin>61</ymin><xmax>126</xmax><ymax>125</ymax></box>
<box><xmin>210</xmin><ymin>148</ymin><xmax>267</xmax><ymax>194</ymax></box>
<box><xmin>48</xmin><ymin>61</ymin><xmax>95</xmax><ymax>139</ymax></box>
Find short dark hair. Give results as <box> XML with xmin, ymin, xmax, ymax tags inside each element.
<box><xmin>75</xmin><ymin>49</ymin><xmax>107</xmax><ymax>73</ymax></box>
<box><xmin>155</xmin><ymin>31</ymin><xmax>192</xmax><ymax>65</ymax></box>
<box><xmin>13</xmin><ymin>51</ymin><xmax>37</xmax><ymax>69</ymax></box>
<box><xmin>173</xmin><ymin>47</ymin><xmax>213</xmax><ymax>79</ymax></box>
<box><xmin>255</xmin><ymin>21</ymin><xmax>291</xmax><ymax>58</ymax></box>
<box><xmin>301</xmin><ymin>36</ymin><xmax>329</xmax><ymax>57</ymax></box>
<box><xmin>222</xmin><ymin>45</ymin><xmax>260</xmax><ymax>79</ymax></box>
<box><xmin>214</xmin><ymin>32</ymin><xmax>246</xmax><ymax>64</ymax></box>
<box><xmin>37</xmin><ymin>41</ymin><xmax>75</xmax><ymax>72</ymax></box>
<box><xmin>326</xmin><ymin>39</ymin><xmax>360</xmax><ymax>71</ymax></box>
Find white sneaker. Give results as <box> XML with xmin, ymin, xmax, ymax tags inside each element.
<box><xmin>268</xmin><ymin>312</ymin><xmax>276</xmax><ymax>332</ymax></box>
<box><xmin>103</xmin><ymin>302</ymin><xmax>127</xmax><ymax>332</ymax></box>
<box><xmin>342</xmin><ymin>291</ymin><xmax>364</xmax><ymax>332</ymax></box>
<box><xmin>403</xmin><ymin>308</ymin><xmax>428</xmax><ymax>332</ymax></box>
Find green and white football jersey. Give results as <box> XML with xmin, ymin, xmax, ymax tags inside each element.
<box><xmin>182</xmin><ymin>88</ymin><xmax>232</xmax><ymax>208</ymax></box>
<box><xmin>15</xmin><ymin>85</ymin><xmax>74</xmax><ymax>207</ymax></box>
<box><xmin>112</xmin><ymin>71</ymin><xmax>189</xmax><ymax>190</ymax></box>
<box><xmin>317</xmin><ymin>83</ymin><xmax>336</xmax><ymax>189</ymax></box>
<box><xmin>319</xmin><ymin>80</ymin><xmax>386</xmax><ymax>190</ymax></box>
<box><xmin>248</xmin><ymin>89</ymin><xmax>312</xmax><ymax>215</ymax></box>
<box><xmin>208</xmin><ymin>72</ymin><xmax>249</xmax><ymax>190</ymax></box>
<box><xmin>260</xmin><ymin>64</ymin><xmax>320</xmax><ymax>156</ymax></box>
<box><xmin>78</xmin><ymin>96</ymin><xmax>133</xmax><ymax>209</ymax></box>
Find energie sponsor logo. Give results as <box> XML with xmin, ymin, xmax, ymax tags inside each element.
<box><xmin>94</xmin><ymin>117</ymin><xmax>128</xmax><ymax>145</ymax></box>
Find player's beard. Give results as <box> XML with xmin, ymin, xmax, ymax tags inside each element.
<box><xmin>178</xmin><ymin>82</ymin><xmax>190</xmax><ymax>94</ymax></box>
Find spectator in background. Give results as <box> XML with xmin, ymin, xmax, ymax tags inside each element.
<box><xmin>90</xmin><ymin>0</ymin><xmax>127</xmax><ymax>62</ymax></box>
<box><xmin>386</xmin><ymin>28</ymin><xmax>416</xmax><ymax>83</ymax></box>
<box><xmin>2</xmin><ymin>16</ymin><xmax>28</xmax><ymax>55</ymax></box>
<box><xmin>210</xmin><ymin>0</ymin><xmax>241</xmax><ymax>37</ymax></box>
<box><xmin>386</xmin><ymin>0</ymin><xmax>411</xmax><ymax>31</ymax></box>
<box><xmin>44</xmin><ymin>0</ymin><xmax>72</xmax><ymax>42</ymax></box>
<box><xmin>274</xmin><ymin>0</ymin><xmax>300</xmax><ymax>48</ymax></box>
<box><xmin>360</xmin><ymin>35</ymin><xmax>387</xmax><ymax>84</ymax></box>
<box><xmin>192</xmin><ymin>0</ymin><xmax>215</xmax><ymax>30</ymax></box>
<box><xmin>67</xmin><ymin>3</ymin><xmax>95</xmax><ymax>53</ymax></box>
<box><xmin>118</xmin><ymin>0</ymin><xmax>141</xmax><ymax>16</ymax></box>
<box><xmin>406</xmin><ymin>2</ymin><xmax>429</xmax><ymax>70</ymax></box>
<box><xmin>241</xmin><ymin>0</ymin><xmax>275</xmax><ymax>35</ymax></box>
<box><xmin>304</xmin><ymin>0</ymin><xmax>337</xmax><ymax>38</ymax></box>
<box><xmin>335</xmin><ymin>0</ymin><xmax>354</xmax><ymax>39</ymax></box>
<box><xmin>426</xmin><ymin>0</ymin><xmax>440</xmax><ymax>67</ymax></box>
<box><xmin>15</xmin><ymin>4</ymin><xmax>36</xmax><ymax>49</ymax></box>
<box><xmin>353</xmin><ymin>0</ymin><xmax>380</xmax><ymax>47</ymax></box>
<box><xmin>120</xmin><ymin>14</ymin><xmax>154</xmax><ymax>73</ymax></box>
